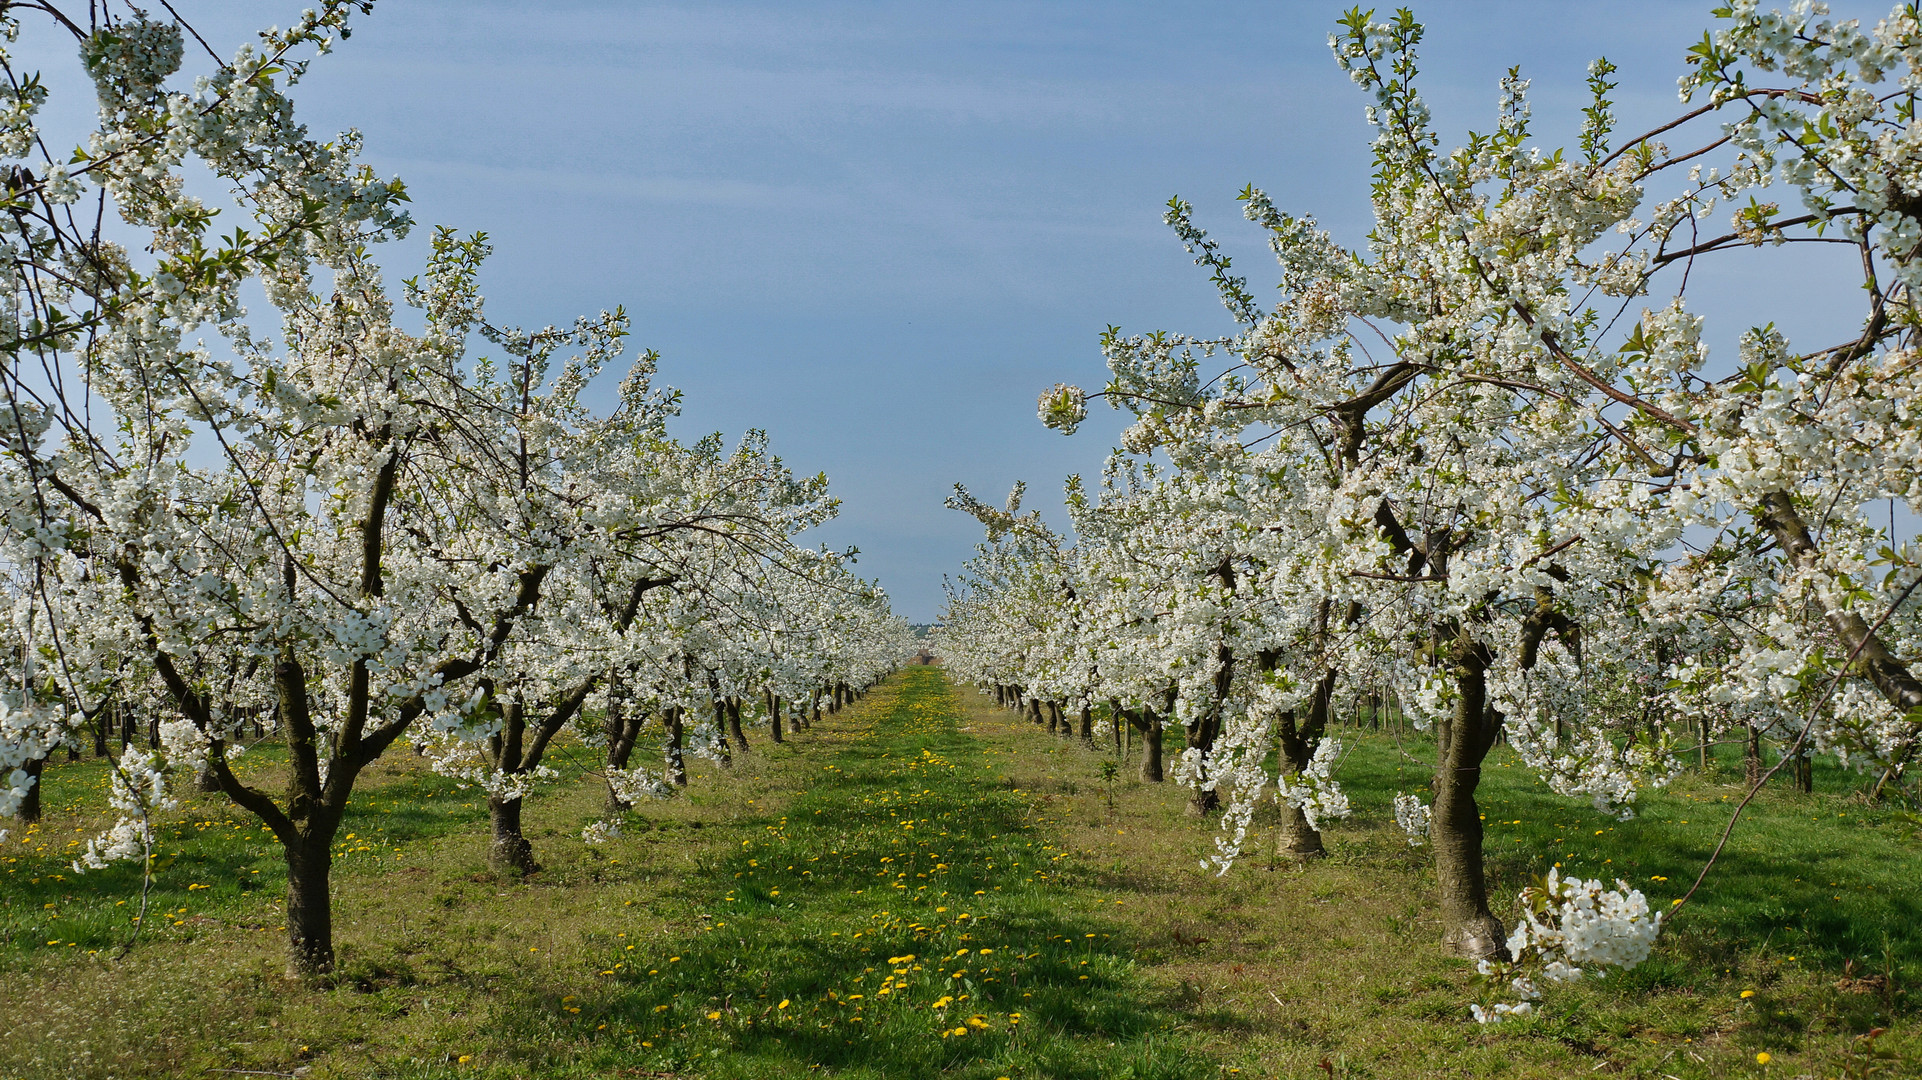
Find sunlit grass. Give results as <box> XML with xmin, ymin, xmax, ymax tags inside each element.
<box><xmin>0</xmin><ymin>670</ymin><xmax>1209</xmax><ymax>1079</ymax></box>
<box><xmin>987</xmin><ymin>698</ymin><xmax>1920</xmax><ymax>1079</ymax></box>
<box><xmin>1</xmin><ymin>671</ymin><xmax>1915</xmax><ymax>1079</ymax></box>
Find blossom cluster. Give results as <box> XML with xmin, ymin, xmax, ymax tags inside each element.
<box><xmin>1472</xmin><ymin>870</ymin><xmax>1663</xmax><ymax>1023</ymax></box>
<box><xmin>1392</xmin><ymin>794</ymin><xmax>1431</xmax><ymax>847</ymax></box>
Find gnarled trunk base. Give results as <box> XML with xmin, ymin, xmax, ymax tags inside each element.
<box><xmin>489</xmin><ymin>796</ymin><xmax>541</xmax><ymax>875</ymax></box>
<box><xmin>1275</xmin><ymin>800</ymin><xmax>1325</xmax><ymax>859</ymax></box>
<box><xmin>1138</xmin><ymin>711</ymin><xmax>1164</xmax><ymax>783</ymax></box>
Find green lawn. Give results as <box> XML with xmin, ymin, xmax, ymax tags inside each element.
<box><xmin>0</xmin><ymin>670</ymin><xmax>1916</xmax><ymax>1079</ymax></box>
<box><xmin>0</xmin><ymin>669</ymin><xmax>1208</xmax><ymax>1079</ymax></box>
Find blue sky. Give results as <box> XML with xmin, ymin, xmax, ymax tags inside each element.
<box><xmin>21</xmin><ymin>2</ymin><xmax>1892</xmax><ymax>620</ymax></box>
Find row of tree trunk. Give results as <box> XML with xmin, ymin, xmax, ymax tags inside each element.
<box><xmin>484</xmin><ymin>678</ymin><xmax>869</xmax><ymax>875</ymax></box>
<box><xmin>20</xmin><ymin>668</ymin><xmax>880</xmax><ymax>982</ymax></box>
<box><xmin>17</xmin><ymin>700</ymin><xmax>277</xmax><ymax>822</ymax></box>
<box><xmin>988</xmin><ymin>684</ymin><xmax>1170</xmax><ymax>786</ymax></box>
<box><xmin>983</xmin><ymin>672</ymin><xmax>1847</xmax><ymax>963</ymax></box>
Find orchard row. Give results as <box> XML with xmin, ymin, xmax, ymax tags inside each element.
<box><xmin>0</xmin><ymin>3</ymin><xmax>913</xmax><ymax>976</ymax></box>
<box><xmin>940</xmin><ymin>3</ymin><xmax>1922</xmax><ymax>1023</ymax></box>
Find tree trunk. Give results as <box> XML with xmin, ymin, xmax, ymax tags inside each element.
<box><xmin>1745</xmin><ymin>724</ymin><xmax>1764</xmax><ymax>787</ymax></box>
<box><xmin>604</xmin><ymin>676</ymin><xmax>643</xmax><ymax>814</ymax></box>
<box><xmin>1079</xmin><ymin>704</ymin><xmax>1093</xmax><ymax>745</ymax></box>
<box><xmin>1275</xmin><ymin>800</ymin><xmax>1323</xmax><ymax>859</ymax></box>
<box><xmin>1794</xmin><ymin>747</ymin><xmax>1813</xmax><ymax>793</ymax></box>
<box><xmin>1185</xmin><ymin>617</ymin><xmax>1237</xmax><ymax>817</ymax></box>
<box><xmin>768</xmin><ymin>690</ymin><xmax>785</xmax><ymax>744</ymax></box>
<box><xmin>1186</xmin><ymin>727</ymin><xmax>1220</xmax><ymax>815</ymax></box>
<box><xmin>1431</xmin><ymin>644</ymin><xmax>1507</xmax><ymax>960</ymax></box>
<box><xmin>1026</xmin><ymin>697</ymin><xmax>1043</xmax><ymax>726</ymax></box>
<box><xmin>283</xmin><ymin>835</ymin><xmax>336</xmax><ymax>977</ymax></box>
<box><xmin>666</xmin><ymin>706</ymin><xmax>688</xmax><ymax>786</ymax></box>
<box><xmin>480</xmin><ymin>695</ymin><xmax>543</xmax><ymax>873</ymax></box>
<box><xmin>1274</xmin><ymin>668</ymin><xmax>1337</xmax><ymax>858</ymax></box>
<box><xmin>727</xmin><ymin>698</ymin><xmax>749</xmax><ymax>754</ymax></box>
<box><xmin>1186</xmin><ymin>691</ymin><xmax>1225</xmax><ymax>817</ymax></box>
<box><xmin>92</xmin><ymin>709</ymin><xmax>108</xmax><ymax>757</ymax></box>
<box><xmin>1698</xmin><ymin>714</ymin><xmax>1711</xmax><ymax>772</ymax></box>
<box><xmin>1275</xmin><ymin>713</ymin><xmax>1326</xmax><ymax>859</ymax></box>
<box><xmin>1138</xmin><ymin>708</ymin><xmax>1164</xmax><ymax>782</ymax></box>
<box><xmin>488</xmin><ymin>795</ymin><xmax>540</xmax><ymax>874</ymax></box>
<box><xmin>17</xmin><ymin>754</ymin><xmax>42</xmax><ymax>823</ymax></box>
<box><xmin>712</xmin><ymin>699</ymin><xmax>732</xmax><ymax>767</ymax></box>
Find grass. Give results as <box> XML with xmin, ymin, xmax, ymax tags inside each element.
<box><xmin>0</xmin><ymin>668</ymin><xmax>1916</xmax><ymax>1079</ymax></box>
<box><xmin>996</xmin><ymin>706</ymin><xmax>1922</xmax><ymax>1079</ymax></box>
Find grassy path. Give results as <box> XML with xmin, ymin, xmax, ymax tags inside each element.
<box><xmin>6</xmin><ymin>666</ymin><xmax>1920</xmax><ymax>1077</ymax></box>
<box><xmin>542</xmin><ymin>665</ymin><xmax>1207</xmax><ymax>1079</ymax></box>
